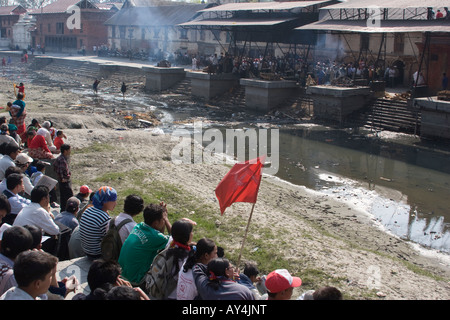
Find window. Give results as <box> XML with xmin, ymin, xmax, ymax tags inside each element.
<box><xmin>112</xmin><ymin>26</ymin><xmax>116</xmax><ymax>39</ymax></box>
<box><xmin>394</xmin><ymin>34</ymin><xmax>404</xmax><ymax>54</ymax></box>
<box><xmin>179</xmin><ymin>29</ymin><xmax>188</xmax><ymax>40</ymax></box>
<box><xmin>80</xmin><ymin>23</ymin><xmax>83</xmax><ymax>34</ymax></box>
<box><xmin>141</xmin><ymin>28</ymin><xmax>146</xmax><ymax>40</ymax></box>
<box><xmin>119</xmin><ymin>26</ymin><xmax>125</xmax><ymax>39</ymax></box>
<box><xmin>48</xmin><ymin>24</ymin><xmax>51</xmax><ymax>32</ymax></box>
<box><xmin>361</xmin><ymin>34</ymin><xmax>369</xmax><ymax>50</ymax></box>
<box><xmin>56</xmin><ymin>22</ymin><xmax>64</xmax><ymax>35</ymax></box>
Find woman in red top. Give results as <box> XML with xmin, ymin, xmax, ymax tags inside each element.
<box><xmin>28</xmin><ymin>134</ymin><xmax>53</xmax><ymax>159</ymax></box>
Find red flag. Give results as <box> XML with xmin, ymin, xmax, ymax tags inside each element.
<box><xmin>215</xmin><ymin>155</ymin><xmax>265</xmax><ymax>215</ymax></box>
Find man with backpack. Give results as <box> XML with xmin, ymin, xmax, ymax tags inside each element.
<box><xmin>101</xmin><ymin>194</ymin><xmax>144</xmax><ymax>261</ymax></box>
<box><xmin>118</xmin><ymin>202</ymin><xmax>172</xmax><ymax>286</ymax></box>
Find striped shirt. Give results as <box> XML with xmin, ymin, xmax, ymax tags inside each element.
<box><xmin>79</xmin><ymin>206</ymin><xmax>111</xmax><ymax>257</ymax></box>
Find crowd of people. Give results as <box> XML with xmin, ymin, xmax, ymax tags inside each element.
<box><xmin>0</xmin><ymin>82</ymin><xmax>343</xmax><ymax>301</ymax></box>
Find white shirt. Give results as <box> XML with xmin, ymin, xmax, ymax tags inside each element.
<box><xmin>3</xmin><ymin>189</ymin><xmax>30</xmax><ymax>215</ymax></box>
<box><xmin>176</xmin><ymin>266</ymin><xmax>198</xmax><ymax>300</ymax></box>
<box><xmin>14</xmin><ymin>202</ymin><xmax>60</xmax><ymax>236</ymax></box>
<box><xmin>106</xmin><ymin>212</ymin><xmax>136</xmax><ymax>244</ymax></box>
<box><xmin>0</xmin><ymin>287</ymin><xmax>36</xmax><ymax>300</ymax></box>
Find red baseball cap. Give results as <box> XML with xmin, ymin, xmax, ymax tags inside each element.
<box><xmin>265</xmin><ymin>269</ymin><xmax>302</xmax><ymax>293</ymax></box>
<box><xmin>80</xmin><ymin>185</ymin><xmax>92</xmax><ymax>194</ymax></box>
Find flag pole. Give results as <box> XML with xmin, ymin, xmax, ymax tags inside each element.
<box><xmin>236</xmin><ymin>202</ymin><xmax>256</xmax><ymax>268</ymax></box>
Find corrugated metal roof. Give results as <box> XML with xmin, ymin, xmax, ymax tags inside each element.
<box><xmin>180</xmin><ymin>18</ymin><xmax>297</xmax><ymax>28</ymax></box>
<box><xmin>324</xmin><ymin>0</ymin><xmax>450</xmax><ymax>9</ymax></box>
<box><xmin>104</xmin><ymin>4</ymin><xmax>207</xmax><ymax>26</ymax></box>
<box><xmin>296</xmin><ymin>19</ymin><xmax>450</xmax><ymax>33</ymax></box>
<box><xmin>199</xmin><ymin>1</ymin><xmax>332</xmax><ymax>12</ymax></box>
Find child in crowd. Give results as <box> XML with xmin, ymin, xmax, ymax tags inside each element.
<box><xmin>53</xmin><ymin>130</ymin><xmax>66</xmax><ymax>151</ymax></box>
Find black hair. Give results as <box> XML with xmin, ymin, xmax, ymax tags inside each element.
<box><xmin>87</xmin><ymin>259</ymin><xmax>121</xmax><ymax>292</ymax></box>
<box><xmin>106</xmin><ymin>286</ymin><xmax>141</xmax><ymax>300</ymax></box>
<box><xmin>60</xmin><ymin>143</ymin><xmax>70</xmax><ymax>153</ymax></box>
<box><xmin>16</xmin><ymin>92</ymin><xmax>24</xmax><ymax>100</ymax></box>
<box><xmin>243</xmin><ymin>262</ymin><xmax>259</xmax><ymax>278</ymax></box>
<box><xmin>13</xmin><ymin>250</ymin><xmax>58</xmax><ymax>287</ymax></box>
<box><xmin>166</xmin><ymin>220</ymin><xmax>193</xmax><ymax>276</ymax></box>
<box><xmin>0</xmin><ymin>193</ymin><xmax>11</xmax><ymax>216</ymax></box>
<box><xmin>0</xmin><ymin>226</ymin><xmax>33</xmax><ymax>259</ymax></box>
<box><xmin>123</xmin><ymin>194</ymin><xmax>144</xmax><ymax>216</ymax></box>
<box><xmin>171</xmin><ymin>220</ymin><xmax>193</xmax><ymax>245</ymax></box>
<box><xmin>183</xmin><ymin>237</ymin><xmax>216</xmax><ymax>273</ymax></box>
<box><xmin>30</xmin><ymin>185</ymin><xmax>49</xmax><ymax>203</ymax></box>
<box><xmin>6</xmin><ymin>173</ymin><xmax>23</xmax><ymax>191</ymax></box>
<box><xmin>207</xmin><ymin>258</ymin><xmax>231</xmax><ymax>290</ymax></box>
<box><xmin>5</xmin><ymin>166</ymin><xmax>21</xmax><ymax>178</ymax></box>
<box><xmin>312</xmin><ymin>286</ymin><xmax>343</xmax><ymax>300</ymax></box>
<box><xmin>143</xmin><ymin>203</ymin><xmax>165</xmax><ymax>225</ymax></box>
<box><xmin>23</xmin><ymin>225</ymin><xmax>43</xmax><ymax>249</ymax></box>
<box><xmin>35</xmin><ymin>160</ymin><xmax>46</xmax><ymax>172</ymax></box>
<box><xmin>4</xmin><ymin>142</ymin><xmax>20</xmax><ymax>156</ymax></box>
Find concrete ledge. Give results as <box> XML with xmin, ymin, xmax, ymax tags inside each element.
<box><xmin>306</xmin><ymin>85</ymin><xmax>371</xmax><ymax>97</ymax></box>
<box><xmin>415</xmin><ymin>97</ymin><xmax>450</xmax><ymax>139</ymax></box>
<box><xmin>306</xmin><ymin>85</ymin><xmax>371</xmax><ymax>123</ymax></box>
<box><xmin>187</xmin><ymin>71</ymin><xmax>239</xmax><ymax>100</ymax></box>
<box><xmin>143</xmin><ymin>66</ymin><xmax>186</xmax><ymax>91</ymax></box>
<box><xmin>415</xmin><ymin>97</ymin><xmax>450</xmax><ymax>113</ymax></box>
<box><xmin>240</xmin><ymin>79</ymin><xmax>299</xmax><ymax>112</ymax></box>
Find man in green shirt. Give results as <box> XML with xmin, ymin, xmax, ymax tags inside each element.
<box><xmin>118</xmin><ymin>202</ymin><xmax>172</xmax><ymax>285</ymax></box>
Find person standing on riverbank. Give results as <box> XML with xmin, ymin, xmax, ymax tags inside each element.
<box><xmin>93</xmin><ymin>79</ymin><xmax>100</xmax><ymax>94</ymax></box>
<box><xmin>53</xmin><ymin>144</ymin><xmax>73</xmax><ymax>211</ymax></box>
<box><xmin>121</xmin><ymin>82</ymin><xmax>127</xmax><ymax>98</ymax></box>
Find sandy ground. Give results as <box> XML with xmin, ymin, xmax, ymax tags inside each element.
<box><xmin>1</xmin><ymin>63</ymin><xmax>449</xmax><ymax>300</ymax></box>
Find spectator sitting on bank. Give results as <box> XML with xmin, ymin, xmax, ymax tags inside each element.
<box><xmin>36</xmin><ymin>122</ymin><xmax>56</xmax><ymax>153</ymax></box>
<box><xmin>14</xmin><ymin>153</ymin><xmax>34</xmax><ymax>196</ymax></box>
<box><xmin>55</xmin><ymin>196</ymin><xmax>80</xmax><ymax>231</ymax></box>
<box><xmin>118</xmin><ymin>202</ymin><xmax>172</xmax><ymax>286</ymax></box>
<box><xmin>0</xmin><ymin>250</ymin><xmax>58</xmax><ymax>300</ymax></box>
<box><xmin>106</xmin><ymin>285</ymin><xmax>149</xmax><ymax>300</ymax></box>
<box><xmin>79</xmin><ymin>186</ymin><xmax>117</xmax><ymax>259</ymax></box>
<box><xmin>192</xmin><ymin>258</ymin><xmax>255</xmax><ymax>300</ymax></box>
<box><xmin>298</xmin><ymin>286</ymin><xmax>343</xmax><ymax>300</ymax></box>
<box><xmin>264</xmin><ymin>269</ymin><xmax>302</xmax><ymax>300</ymax></box>
<box><xmin>53</xmin><ymin>130</ymin><xmax>66</xmax><ymax>152</ymax></box>
<box><xmin>13</xmin><ymin>185</ymin><xmax>60</xmax><ymax>237</ymax></box>
<box><xmin>72</xmin><ymin>259</ymin><xmax>148</xmax><ymax>300</ymax></box>
<box><xmin>28</xmin><ymin>131</ymin><xmax>53</xmax><ymax>159</ymax></box>
<box><xmin>75</xmin><ymin>185</ymin><xmax>92</xmax><ymax>219</ymax></box>
<box><xmin>176</xmin><ymin>237</ymin><xmax>218</xmax><ymax>300</ymax></box>
<box><xmin>0</xmin><ymin>226</ymin><xmax>34</xmax><ymax>296</ymax></box>
<box><xmin>0</xmin><ymin>193</ymin><xmax>11</xmax><ymax>223</ymax></box>
<box><xmin>2</xmin><ymin>173</ymin><xmax>31</xmax><ymax>225</ymax></box>
<box><xmin>0</xmin><ymin>142</ymin><xmax>20</xmax><ymax>181</ymax></box>
<box><xmin>0</xmin><ymin>166</ymin><xmax>21</xmax><ymax>194</ymax></box>
<box><xmin>0</xmin><ymin>124</ymin><xmax>19</xmax><ymax>148</ymax></box>
<box><xmin>237</xmin><ymin>262</ymin><xmax>262</xmax><ymax>299</ymax></box>
<box><xmin>109</xmin><ymin>194</ymin><xmax>144</xmax><ymax>244</ymax></box>
<box><xmin>8</xmin><ymin>124</ymin><xmax>21</xmax><ymax>147</ymax></box>
<box><xmin>145</xmin><ymin>219</ymin><xmax>195</xmax><ymax>300</ymax></box>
